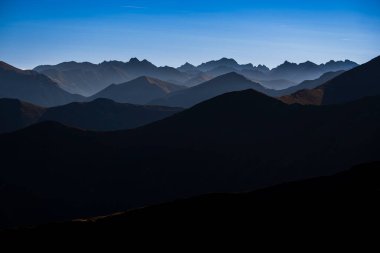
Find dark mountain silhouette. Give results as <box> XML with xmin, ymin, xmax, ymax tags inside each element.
<box><xmin>269</xmin><ymin>60</ymin><xmax>357</xmax><ymax>83</ymax></box>
<box><xmin>274</xmin><ymin>70</ymin><xmax>345</xmax><ymax>97</ymax></box>
<box><xmin>4</xmin><ymin>161</ymin><xmax>379</xmax><ymax>239</ymax></box>
<box><xmin>44</xmin><ymin>99</ymin><xmax>182</xmax><ymax>131</ymax></box>
<box><xmin>0</xmin><ymin>98</ymin><xmax>45</xmax><ymax>133</ymax></box>
<box><xmin>39</xmin><ymin>99</ymin><xmax>182</xmax><ymax>131</ymax></box>
<box><xmin>90</xmin><ymin>76</ymin><xmax>186</xmax><ymax>104</ymax></box>
<box><xmin>0</xmin><ymin>61</ymin><xmax>83</xmax><ymax>107</ymax></box>
<box><xmin>0</xmin><ymin>98</ymin><xmax>181</xmax><ymax>133</ymax></box>
<box><xmin>150</xmin><ymin>72</ymin><xmax>276</xmax><ymax>107</ymax></box>
<box><xmin>281</xmin><ymin>56</ymin><xmax>380</xmax><ymax>105</ymax></box>
<box><xmin>34</xmin><ymin>58</ymin><xmax>189</xmax><ymax>96</ymax></box>
<box><xmin>0</xmin><ymin>89</ymin><xmax>379</xmax><ymax>228</ymax></box>
<box><xmin>196</xmin><ymin>57</ymin><xmax>254</xmax><ymax>72</ymax></box>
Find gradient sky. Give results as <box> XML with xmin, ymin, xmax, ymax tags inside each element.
<box><xmin>1</xmin><ymin>0</ymin><xmax>380</xmax><ymax>69</ymax></box>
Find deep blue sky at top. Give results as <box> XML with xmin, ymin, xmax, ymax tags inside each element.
<box><xmin>1</xmin><ymin>0</ymin><xmax>380</xmax><ymax>69</ymax></box>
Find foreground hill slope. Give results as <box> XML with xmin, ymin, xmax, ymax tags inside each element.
<box><xmin>4</xmin><ymin>161</ymin><xmax>379</xmax><ymax>238</ymax></box>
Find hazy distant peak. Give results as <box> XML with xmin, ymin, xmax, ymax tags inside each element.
<box><xmin>100</xmin><ymin>60</ymin><xmax>124</xmax><ymax>65</ymax></box>
<box><xmin>141</xmin><ymin>59</ymin><xmax>152</xmax><ymax>64</ymax></box>
<box><xmin>218</xmin><ymin>57</ymin><xmax>238</xmax><ymax>64</ymax></box>
<box><xmin>179</xmin><ymin>62</ymin><xmax>196</xmax><ymax>68</ymax></box>
<box><xmin>127</xmin><ymin>58</ymin><xmax>156</xmax><ymax>68</ymax></box>
<box><xmin>282</xmin><ymin>60</ymin><xmax>296</xmax><ymax>66</ymax></box>
<box><xmin>324</xmin><ymin>59</ymin><xmax>356</xmax><ymax>64</ymax></box>
<box><xmin>253</xmin><ymin>64</ymin><xmax>270</xmax><ymax>72</ymax></box>
<box><xmin>196</xmin><ymin>58</ymin><xmax>241</xmax><ymax>71</ymax></box>
<box><xmin>46</xmin><ymin>61</ymin><xmax>97</xmax><ymax>71</ymax></box>
<box><xmin>301</xmin><ymin>60</ymin><xmax>318</xmax><ymax>65</ymax></box>
<box><xmin>58</xmin><ymin>61</ymin><xmax>81</xmax><ymax>66</ymax></box>
<box><xmin>129</xmin><ymin>57</ymin><xmax>141</xmax><ymax>63</ymax></box>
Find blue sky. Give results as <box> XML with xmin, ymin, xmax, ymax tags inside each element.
<box><xmin>1</xmin><ymin>0</ymin><xmax>380</xmax><ymax>69</ymax></box>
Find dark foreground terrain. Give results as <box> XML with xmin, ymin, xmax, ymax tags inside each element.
<box><xmin>2</xmin><ymin>162</ymin><xmax>379</xmax><ymax>241</ymax></box>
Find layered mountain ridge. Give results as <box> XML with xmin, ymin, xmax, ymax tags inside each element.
<box><xmin>33</xmin><ymin>58</ymin><xmax>358</xmax><ymax>96</ymax></box>
<box><xmin>0</xmin><ymin>97</ymin><xmax>182</xmax><ymax>133</ymax></box>
<box><xmin>1</xmin><ymin>87</ymin><xmax>379</xmax><ymax>228</ymax></box>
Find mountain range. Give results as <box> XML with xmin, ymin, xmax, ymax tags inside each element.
<box><xmin>274</xmin><ymin>70</ymin><xmax>345</xmax><ymax>96</ymax></box>
<box><xmin>150</xmin><ymin>72</ymin><xmax>276</xmax><ymax>107</ymax></box>
<box><xmin>34</xmin><ymin>59</ymin><xmax>190</xmax><ymax>96</ymax></box>
<box><xmin>0</xmin><ymin>61</ymin><xmax>83</xmax><ymax>107</ymax></box>
<box><xmin>3</xmin><ymin>58</ymin><xmax>353</xmax><ymax>109</ymax></box>
<box><xmin>281</xmin><ymin>56</ymin><xmax>380</xmax><ymax>105</ymax></box>
<box><xmin>1</xmin><ymin>85</ymin><xmax>379</xmax><ymax>228</ymax></box>
<box><xmin>33</xmin><ymin>58</ymin><xmax>358</xmax><ymax>96</ymax></box>
<box><xmin>0</xmin><ymin>54</ymin><xmax>379</xmax><ymax>231</ymax></box>
<box><xmin>0</xmin><ymin>98</ymin><xmax>181</xmax><ymax>133</ymax></box>
<box><xmin>267</xmin><ymin>60</ymin><xmax>357</xmax><ymax>83</ymax></box>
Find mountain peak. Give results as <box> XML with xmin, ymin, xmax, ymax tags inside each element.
<box><xmin>215</xmin><ymin>58</ymin><xmax>239</xmax><ymax>66</ymax></box>
<box><xmin>254</xmin><ymin>64</ymin><xmax>270</xmax><ymax>72</ymax></box>
<box><xmin>190</xmin><ymin>88</ymin><xmax>284</xmax><ymax>112</ymax></box>
<box><xmin>182</xmin><ymin>62</ymin><xmax>195</xmax><ymax>68</ymax></box>
<box><xmin>0</xmin><ymin>61</ymin><xmax>22</xmax><ymax>72</ymax></box>
<box><xmin>300</xmin><ymin>61</ymin><xmax>319</xmax><ymax>68</ymax></box>
<box><xmin>196</xmin><ymin>58</ymin><xmax>240</xmax><ymax>71</ymax></box>
<box><xmin>283</xmin><ymin>60</ymin><xmax>294</xmax><ymax>65</ymax></box>
<box><xmin>129</xmin><ymin>57</ymin><xmax>141</xmax><ymax>63</ymax></box>
<box><xmin>177</xmin><ymin>62</ymin><xmax>199</xmax><ymax>73</ymax></box>
<box><xmin>127</xmin><ymin>58</ymin><xmax>156</xmax><ymax>68</ymax></box>
<box><xmin>302</xmin><ymin>60</ymin><xmax>316</xmax><ymax>65</ymax></box>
